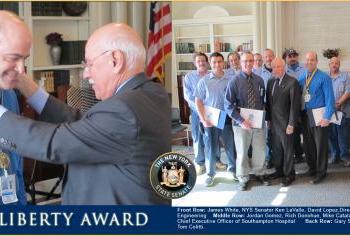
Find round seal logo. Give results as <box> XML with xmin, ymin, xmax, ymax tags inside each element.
<box><xmin>150</xmin><ymin>152</ymin><xmax>196</xmax><ymax>199</ymax></box>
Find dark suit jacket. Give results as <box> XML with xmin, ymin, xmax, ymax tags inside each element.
<box><xmin>266</xmin><ymin>73</ymin><xmax>301</xmax><ymax>134</ymax></box>
<box><xmin>0</xmin><ymin>73</ymin><xmax>171</xmax><ymax>205</ymax></box>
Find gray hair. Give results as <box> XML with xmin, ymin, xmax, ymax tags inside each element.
<box><xmin>103</xmin><ymin>26</ymin><xmax>146</xmax><ymax>72</ymax></box>
<box><xmin>108</xmin><ymin>39</ymin><xmax>146</xmax><ymax>71</ymax></box>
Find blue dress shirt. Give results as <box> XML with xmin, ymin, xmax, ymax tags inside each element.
<box><xmin>195</xmin><ymin>72</ymin><xmax>230</xmax><ymax>111</ymax></box>
<box><xmin>225</xmin><ymin>71</ymin><xmax>265</xmax><ymax>124</ymax></box>
<box><xmin>329</xmin><ymin>71</ymin><xmax>350</xmax><ymax>117</ymax></box>
<box><xmin>255</xmin><ymin>65</ymin><xmax>273</xmax><ymax>89</ymax></box>
<box><xmin>224</xmin><ymin>68</ymin><xmax>240</xmax><ymax>80</ymax></box>
<box><xmin>298</xmin><ymin>69</ymin><xmax>335</xmax><ymax>120</ymax></box>
<box><xmin>285</xmin><ymin>63</ymin><xmax>306</xmax><ymax>80</ymax></box>
<box><xmin>183</xmin><ymin>71</ymin><xmax>209</xmax><ymax>112</ymax></box>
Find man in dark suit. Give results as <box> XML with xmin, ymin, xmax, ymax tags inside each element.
<box><xmin>266</xmin><ymin>58</ymin><xmax>301</xmax><ymax>186</ymax></box>
<box><xmin>0</xmin><ymin>23</ymin><xmax>171</xmax><ymax>205</ymax></box>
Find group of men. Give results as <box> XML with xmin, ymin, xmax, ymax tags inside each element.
<box><xmin>184</xmin><ymin>47</ymin><xmax>350</xmax><ymax>191</ymax></box>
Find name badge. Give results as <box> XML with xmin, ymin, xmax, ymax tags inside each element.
<box><xmin>304</xmin><ymin>93</ymin><xmax>311</xmax><ymax>103</ymax></box>
<box><xmin>0</xmin><ymin>174</ymin><xmax>18</xmax><ymax>204</ymax></box>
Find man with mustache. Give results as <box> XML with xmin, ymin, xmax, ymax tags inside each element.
<box><xmin>328</xmin><ymin>56</ymin><xmax>350</xmax><ymax>166</ymax></box>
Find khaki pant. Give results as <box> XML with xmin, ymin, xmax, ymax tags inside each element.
<box><xmin>232</xmin><ymin>125</ymin><xmax>266</xmax><ymax>183</ymax></box>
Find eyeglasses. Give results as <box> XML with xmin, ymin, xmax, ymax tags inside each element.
<box><xmin>2</xmin><ymin>54</ymin><xmax>28</xmax><ymax>64</ymax></box>
<box><xmin>81</xmin><ymin>50</ymin><xmax>112</xmax><ymax>70</ymax></box>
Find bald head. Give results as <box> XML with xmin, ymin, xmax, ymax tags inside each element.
<box><xmin>271</xmin><ymin>57</ymin><xmax>285</xmax><ymax>78</ymax></box>
<box><xmin>305</xmin><ymin>51</ymin><xmax>318</xmax><ymax>72</ymax></box>
<box><xmin>0</xmin><ymin>10</ymin><xmax>32</xmax><ymax>50</ymax></box>
<box><xmin>86</xmin><ymin>23</ymin><xmax>146</xmax><ymax>74</ymax></box>
<box><xmin>83</xmin><ymin>23</ymin><xmax>147</xmax><ymax>100</ymax></box>
<box><xmin>0</xmin><ymin>10</ymin><xmax>32</xmax><ymax>89</ymax></box>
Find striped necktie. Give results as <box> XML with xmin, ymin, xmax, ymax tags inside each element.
<box><xmin>247</xmin><ymin>75</ymin><xmax>256</xmax><ymax>109</ymax></box>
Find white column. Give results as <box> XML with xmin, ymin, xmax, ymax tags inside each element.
<box><xmin>111</xmin><ymin>2</ymin><xmax>128</xmax><ymax>23</ymax></box>
<box><xmin>281</xmin><ymin>2</ymin><xmax>296</xmax><ymax>50</ymax></box>
<box><xmin>89</xmin><ymin>2</ymin><xmax>111</xmax><ymax>33</ymax></box>
<box><xmin>266</xmin><ymin>2</ymin><xmax>275</xmax><ymax>51</ymax></box>
<box><xmin>259</xmin><ymin>2</ymin><xmax>267</xmax><ymax>52</ymax></box>
<box><xmin>274</xmin><ymin>2</ymin><xmax>283</xmax><ymax>57</ymax></box>
<box><xmin>128</xmin><ymin>2</ymin><xmax>146</xmax><ymax>44</ymax></box>
<box><xmin>253</xmin><ymin>2</ymin><xmax>261</xmax><ymax>53</ymax></box>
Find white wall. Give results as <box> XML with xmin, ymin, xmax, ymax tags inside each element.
<box><xmin>111</xmin><ymin>1</ymin><xmax>350</xmax><ymax>104</ymax></box>
<box><xmin>172</xmin><ymin>2</ymin><xmax>253</xmax><ymax>19</ymax></box>
<box><xmin>283</xmin><ymin>2</ymin><xmax>350</xmax><ymax>71</ymax></box>
<box><xmin>104</xmin><ymin>2</ymin><xmax>172</xmax><ymax>93</ymax></box>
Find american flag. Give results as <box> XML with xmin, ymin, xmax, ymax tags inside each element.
<box><xmin>146</xmin><ymin>2</ymin><xmax>172</xmax><ymax>82</ymax></box>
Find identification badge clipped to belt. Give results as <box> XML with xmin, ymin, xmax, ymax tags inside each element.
<box><xmin>304</xmin><ymin>93</ymin><xmax>311</xmax><ymax>103</ymax></box>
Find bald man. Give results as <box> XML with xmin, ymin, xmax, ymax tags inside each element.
<box><xmin>299</xmin><ymin>51</ymin><xmax>335</xmax><ymax>184</ymax></box>
<box><xmin>0</xmin><ymin>10</ymin><xmax>32</xmax><ymax>205</ymax></box>
<box><xmin>0</xmin><ymin>22</ymin><xmax>171</xmax><ymax>204</ymax></box>
<box><xmin>266</xmin><ymin>58</ymin><xmax>301</xmax><ymax>186</ymax></box>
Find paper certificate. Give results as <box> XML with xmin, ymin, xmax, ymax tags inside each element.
<box><xmin>204</xmin><ymin>106</ymin><xmax>227</xmax><ymax>129</ymax></box>
<box><xmin>240</xmin><ymin>108</ymin><xmax>266</xmax><ymax>129</ymax></box>
<box><xmin>310</xmin><ymin>107</ymin><xmax>343</xmax><ymax>126</ymax></box>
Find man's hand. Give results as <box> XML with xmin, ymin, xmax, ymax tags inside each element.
<box><xmin>201</xmin><ymin>119</ymin><xmax>213</xmax><ymax>128</ymax></box>
<box><xmin>318</xmin><ymin>119</ymin><xmax>330</xmax><ymax>127</ymax></box>
<box><xmin>240</xmin><ymin>119</ymin><xmax>252</xmax><ymax>130</ymax></box>
<box><xmin>266</xmin><ymin>121</ymin><xmax>271</xmax><ymax>129</ymax></box>
<box><xmin>16</xmin><ymin>74</ymin><xmax>39</xmax><ymax>98</ymax></box>
<box><xmin>286</xmin><ymin>125</ymin><xmax>294</xmax><ymax>135</ymax></box>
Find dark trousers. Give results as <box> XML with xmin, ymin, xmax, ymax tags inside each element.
<box><xmin>266</xmin><ymin>128</ymin><xmax>273</xmax><ymax>161</ymax></box>
<box><xmin>301</xmin><ymin>112</ymin><xmax>329</xmax><ymax>177</ymax></box>
<box><xmin>293</xmin><ymin>122</ymin><xmax>304</xmax><ymax>157</ymax></box>
<box><xmin>271</xmin><ymin>128</ymin><xmax>295</xmax><ymax>177</ymax></box>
